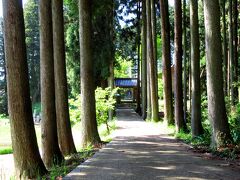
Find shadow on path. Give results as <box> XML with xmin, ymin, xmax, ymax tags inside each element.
<box><xmin>64</xmin><ymin>109</ymin><xmax>240</xmax><ymax>180</ymax></box>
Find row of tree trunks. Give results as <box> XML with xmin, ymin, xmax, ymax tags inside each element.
<box><xmin>227</xmin><ymin>0</ymin><xmax>239</xmax><ymax>105</ymax></box>
<box><xmin>3</xmin><ymin>0</ymin><xmax>47</xmax><ymax>178</ymax></box>
<box><xmin>40</xmin><ymin>0</ymin><xmax>64</xmax><ymax>168</ymax></box>
<box><xmin>3</xmin><ymin>0</ymin><xmax>105</xmax><ymax>177</ymax></box>
<box><xmin>174</xmin><ymin>0</ymin><xmax>186</xmax><ymax>132</ymax></box>
<box><xmin>146</xmin><ymin>0</ymin><xmax>159</xmax><ymax>122</ymax></box>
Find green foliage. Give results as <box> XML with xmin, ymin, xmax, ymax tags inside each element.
<box><xmin>228</xmin><ymin>103</ymin><xmax>240</xmax><ymax>144</ymax></box>
<box><xmin>0</xmin><ymin>114</ymin><xmax>7</xmax><ymax>119</ymax></box>
<box><xmin>64</xmin><ymin>0</ymin><xmax>115</xmax><ymax>96</ymax></box>
<box><xmin>32</xmin><ymin>103</ymin><xmax>41</xmax><ymax>115</ymax></box>
<box><xmin>95</xmin><ymin>87</ymin><xmax>118</xmax><ymax>125</ymax></box>
<box><xmin>0</xmin><ymin>147</ymin><xmax>13</xmax><ymax>155</ymax></box>
<box><xmin>43</xmin><ymin>149</ymin><xmax>94</xmax><ymax>179</ymax></box>
<box><xmin>158</xmin><ymin>74</ymin><xmax>163</xmax><ymax>100</ymax></box>
<box><xmin>114</xmin><ymin>56</ymin><xmax>132</xmax><ymax>78</ymax></box>
<box><xmin>69</xmin><ymin>87</ymin><xmax>118</xmax><ymax>126</ymax></box>
<box><xmin>175</xmin><ymin>130</ymin><xmax>192</xmax><ymax>142</ymax></box>
<box><xmin>24</xmin><ymin>0</ymin><xmax>41</xmax><ymax>103</ymax></box>
<box><xmin>99</xmin><ymin>121</ymin><xmax>117</xmax><ymax>142</ymax></box>
<box><xmin>156</xmin><ymin>35</ymin><xmax>162</xmax><ymax>61</ymax></box>
<box><xmin>69</xmin><ymin>95</ymin><xmax>81</xmax><ymax>125</ymax></box>
<box><xmin>0</xmin><ymin>18</ymin><xmax>7</xmax><ymax>115</ymax></box>
<box><xmin>175</xmin><ymin>130</ymin><xmax>211</xmax><ymax>147</ymax></box>
<box><xmin>64</xmin><ymin>0</ymin><xmax>80</xmax><ymax>97</ymax></box>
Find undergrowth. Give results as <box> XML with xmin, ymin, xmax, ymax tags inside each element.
<box><xmin>42</xmin><ymin>148</ymin><xmax>95</xmax><ymax>179</ymax></box>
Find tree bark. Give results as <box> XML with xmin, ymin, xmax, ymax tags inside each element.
<box><xmin>203</xmin><ymin>0</ymin><xmax>232</xmax><ymax>148</ymax></box>
<box><xmin>3</xmin><ymin>0</ymin><xmax>47</xmax><ymax>178</ymax></box>
<box><xmin>190</xmin><ymin>0</ymin><xmax>203</xmax><ymax>137</ymax></box>
<box><xmin>79</xmin><ymin>0</ymin><xmax>101</xmax><ymax>147</ymax></box>
<box><xmin>159</xmin><ymin>0</ymin><xmax>173</xmax><ymax>125</ymax></box>
<box><xmin>108</xmin><ymin>0</ymin><xmax>115</xmax><ymax>121</ymax></box>
<box><xmin>221</xmin><ymin>0</ymin><xmax>228</xmax><ymax>96</ymax></box>
<box><xmin>52</xmin><ymin>0</ymin><xmax>77</xmax><ymax>156</ymax></box>
<box><xmin>174</xmin><ymin>0</ymin><xmax>186</xmax><ymax>132</ymax></box>
<box><xmin>183</xmin><ymin>0</ymin><xmax>187</xmax><ymax>123</ymax></box>
<box><xmin>151</xmin><ymin>0</ymin><xmax>158</xmax><ymax>95</ymax></box>
<box><xmin>146</xmin><ymin>0</ymin><xmax>159</xmax><ymax>122</ymax></box>
<box><xmin>141</xmin><ymin>0</ymin><xmax>147</xmax><ymax>120</ymax></box>
<box><xmin>136</xmin><ymin>0</ymin><xmax>141</xmax><ymax>114</ymax></box>
<box><xmin>232</xmin><ymin>0</ymin><xmax>238</xmax><ymax>104</ymax></box>
<box><xmin>229</xmin><ymin>0</ymin><xmax>234</xmax><ymax>104</ymax></box>
<box><xmin>40</xmin><ymin>0</ymin><xmax>63</xmax><ymax>168</ymax></box>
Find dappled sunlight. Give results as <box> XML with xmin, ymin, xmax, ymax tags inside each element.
<box><xmin>151</xmin><ymin>166</ymin><xmax>176</xmax><ymax>170</ymax></box>
<box><xmin>64</xmin><ymin>109</ymin><xmax>240</xmax><ymax>180</ymax></box>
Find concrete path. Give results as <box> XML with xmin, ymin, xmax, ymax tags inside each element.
<box><xmin>0</xmin><ymin>154</ymin><xmax>14</xmax><ymax>180</ymax></box>
<box><xmin>64</xmin><ymin>109</ymin><xmax>240</xmax><ymax>180</ymax></box>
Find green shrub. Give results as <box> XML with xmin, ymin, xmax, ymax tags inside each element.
<box><xmin>229</xmin><ymin>103</ymin><xmax>240</xmax><ymax>144</ymax></box>
<box><xmin>0</xmin><ymin>147</ymin><xmax>13</xmax><ymax>155</ymax></box>
<box><xmin>69</xmin><ymin>87</ymin><xmax>118</xmax><ymax>127</ymax></box>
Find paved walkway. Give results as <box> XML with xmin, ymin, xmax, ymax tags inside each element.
<box><xmin>64</xmin><ymin>109</ymin><xmax>240</xmax><ymax>180</ymax></box>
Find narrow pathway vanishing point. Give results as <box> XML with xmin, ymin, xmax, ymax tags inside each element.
<box><xmin>64</xmin><ymin>108</ymin><xmax>240</xmax><ymax>180</ymax></box>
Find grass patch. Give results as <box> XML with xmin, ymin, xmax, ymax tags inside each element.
<box><xmin>43</xmin><ymin>148</ymin><xmax>96</xmax><ymax>179</ymax></box>
<box><xmin>0</xmin><ymin>118</ymin><xmax>41</xmax><ymax>155</ymax></box>
<box><xmin>0</xmin><ymin>147</ymin><xmax>13</xmax><ymax>155</ymax></box>
<box><xmin>99</xmin><ymin>120</ymin><xmax>117</xmax><ymax>142</ymax></box>
<box><xmin>175</xmin><ymin>131</ymin><xmax>192</xmax><ymax>143</ymax></box>
<box><xmin>173</xmin><ymin>128</ymin><xmax>240</xmax><ymax>160</ymax></box>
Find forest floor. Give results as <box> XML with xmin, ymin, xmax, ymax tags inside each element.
<box><xmin>64</xmin><ymin>108</ymin><xmax>240</xmax><ymax>180</ymax></box>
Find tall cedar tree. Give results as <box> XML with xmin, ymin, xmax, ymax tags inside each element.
<box><xmin>183</xmin><ymin>0</ymin><xmax>187</xmax><ymax>122</ymax></box>
<box><xmin>203</xmin><ymin>0</ymin><xmax>232</xmax><ymax>148</ymax></box>
<box><xmin>136</xmin><ymin>0</ymin><xmax>141</xmax><ymax>114</ymax></box>
<box><xmin>190</xmin><ymin>0</ymin><xmax>203</xmax><ymax>136</ymax></box>
<box><xmin>221</xmin><ymin>0</ymin><xmax>228</xmax><ymax>96</ymax></box>
<box><xmin>159</xmin><ymin>0</ymin><xmax>174</xmax><ymax>125</ymax></box>
<box><xmin>52</xmin><ymin>0</ymin><xmax>77</xmax><ymax>156</ymax></box>
<box><xmin>146</xmin><ymin>0</ymin><xmax>159</xmax><ymax>122</ymax></box>
<box><xmin>229</xmin><ymin>0</ymin><xmax>233</xmax><ymax>98</ymax></box>
<box><xmin>141</xmin><ymin>0</ymin><xmax>147</xmax><ymax>119</ymax></box>
<box><xmin>40</xmin><ymin>0</ymin><xmax>63</xmax><ymax>168</ymax></box>
<box><xmin>108</xmin><ymin>0</ymin><xmax>115</xmax><ymax>121</ymax></box>
<box><xmin>79</xmin><ymin>0</ymin><xmax>101</xmax><ymax>147</ymax></box>
<box><xmin>174</xmin><ymin>0</ymin><xmax>186</xmax><ymax>132</ymax></box>
<box><xmin>151</xmin><ymin>0</ymin><xmax>158</xmax><ymax>95</ymax></box>
<box><xmin>232</xmin><ymin>0</ymin><xmax>238</xmax><ymax>104</ymax></box>
<box><xmin>3</xmin><ymin>0</ymin><xmax>47</xmax><ymax>178</ymax></box>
